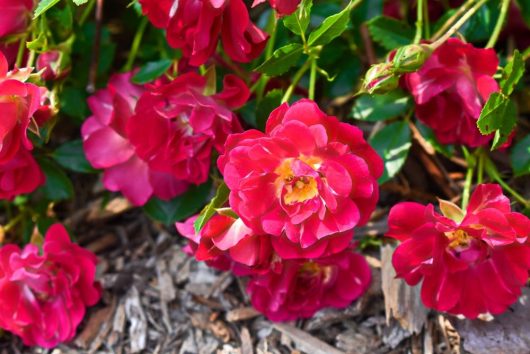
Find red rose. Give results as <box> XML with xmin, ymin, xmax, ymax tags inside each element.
<box><xmin>0</xmin><ymin>146</ymin><xmax>44</xmax><ymax>200</ymax></box>
<box><xmin>252</xmin><ymin>0</ymin><xmax>301</xmax><ymax>16</ymax></box>
<box><xmin>0</xmin><ymin>224</ymin><xmax>101</xmax><ymax>348</ymax></box>
<box><xmin>82</xmin><ymin>73</ymin><xmax>189</xmax><ymax>205</ymax></box>
<box><xmin>36</xmin><ymin>50</ymin><xmax>69</xmax><ymax>81</ymax></box>
<box><xmin>139</xmin><ymin>0</ymin><xmax>268</xmax><ymax>66</ymax></box>
<box><xmin>386</xmin><ymin>184</ymin><xmax>530</xmax><ymax>318</ymax></box>
<box><xmin>247</xmin><ymin>248</ymin><xmax>371</xmax><ymax>321</ymax></box>
<box><xmin>218</xmin><ymin>99</ymin><xmax>383</xmax><ymax>249</ymax></box>
<box><xmin>0</xmin><ymin>0</ymin><xmax>33</xmax><ymax>37</ymax></box>
<box><xmin>0</xmin><ymin>51</ymin><xmax>45</xmax><ymax>164</ymax></box>
<box><xmin>404</xmin><ymin>38</ymin><xmax>499</xmax><ymax>147</ymax></box>
<box><xmin>127</xmin><ymin>72</ymin><xmax>247</xmax><ymax>185</ymax></box>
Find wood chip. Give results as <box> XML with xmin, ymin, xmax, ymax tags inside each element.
<box><xmin>240</xmin><ymin>327</ymin><xmax>254</xmax><ymax>354</ymax></box>
<box><xmin>273</xmin><ymin>323</ymin><xmax>346</xmax><ymax>354</ymax></box>
<box><xmin>125</xmin><ymin>287</ymin><xmax>147</xmax><ymax>353</ymax></box>
<box><xmin>226</xmin><ymin>307</ymin><xmax>261</xmax><ymax>322</ymax></box>
<box><xmin>381</xmin><ymin>244</ymin><xmax>428</xmax><ymax>334</ymax></box>
<box><xmin>452</xmin><ymin>288</ymin><xmax>530</xmax><ymax>354</ymax></box>
<box><xmin>74</xmin><ymin>301</ymin><xmax>116</xmax><ymax>349</ymax></box>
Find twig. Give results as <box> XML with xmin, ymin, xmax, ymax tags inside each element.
<box><xmin>87</xmin><ymin>0</ymin><xmax>104</xmax><ymax>93</ymax></box>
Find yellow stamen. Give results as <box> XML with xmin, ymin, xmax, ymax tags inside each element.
<box><xmin>445</xmin><ymin>229</ymin><xmax>472</xmax><ymax>249</ymax></box>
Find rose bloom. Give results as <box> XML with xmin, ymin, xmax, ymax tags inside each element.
<box><xmin>218</xmin><ymin>99</ymin><xmax>383</xmax><ymax>250</ymax></box>
<box><xmin>139</xmin><ymin>0</ymin><xmax>268</xmax><ymax>66</ymax></box>
<box><xmin>176</xmin><ymin>214</ymin><xmax>273</xmax><ymax>274</ymax></box>
<box><xmin>127</xmin><ymin>72</ymin><xmax>247</xmax><ymax>186</ymax></box>
<box><xmin>0</xmin><ymin>51</ymin><xmax>45</xmax><ymax>164</ymax></box>
<box><xmin>0</xmin><ymin>224</ymin><xmax>101</xmax><ymax>348</ymax></box>
<box><xmin>386</xmin><ymin>184</ymin><xmax>530</xmax><ymax>319</ymax></box>
<box><xmin>404</xmin><ymin>38</ymin><xmax>499</xmax><ymax>147</ymax></box>
<box><xmin>247</xmin><ymin>248</ymin><xmax>371</xmax><ymax>321</ymax></box>
<box><xmin>0</xmin><ymin>0</ymin><xmax>33</xmax><ymax>37</ymax></box>
<box><xmin>82</xmin><ymin>72</ymin><xmax>189</xmax><ymax>206</ymax></box>
<box><xmin>0</xmin><ymin>146</ymin><xmax>44</xmax><ymax>200</ymax></box>
<box><xmin>252</xmin><ymin>0</ymin><xmax>301</xmax><ymax>16</ymax></box>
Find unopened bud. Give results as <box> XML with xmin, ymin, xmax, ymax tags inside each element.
<box><xmin>362</xmin><ymin>63</ymin><xmax>399</xmax><ymax>94</ymax></box>
<box><xmin>37</xmin><ymin>50</ymin><xmax>70</xmax><ymax>81</ymax></box>
<box><xmin>392</xmin><ymin>44</ymin><xmax>432</xmax><ymax>73</ymax></box>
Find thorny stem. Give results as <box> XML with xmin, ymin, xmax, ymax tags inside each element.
<box><xmin>281</xmin><ymin>60</ymin><xmax>311</xmax><ymax>103</ymax></box>
<box><xmin>414</xmin><ymin>0</ymin><xmax>424</xmax><ymax>44</ymax></box>
<box><xmin>485</xmin><ymin>158</ymin><xmax>530</xmax><ymax>208</ymax></box>
<box><xmin>486</xmin><ymin>0</ymin><xmax>510</xmax><ymax>48</ymax></box>
<box><xmin>431</xmin><ymin>0</ymin><xmax>474</xmax><ymax>40</ymax></box>
<box><xmin>461</xmin><ymin>147</ymin><xmax>475</xmax><ymax>210</ymax></box>
<box><xmin>308</xmin><ymin>59</ymin><xmax>317</xmax><ymax>100</ymax></box>
<box><xmin>431</xmin><ymin>0</ymin><xmax>487</xmax><ymax>48</ymax></box>
<box><xmin>123</xmin><ymin>16</ymin><xmax>149</xmax><ymax>72</ymax></box>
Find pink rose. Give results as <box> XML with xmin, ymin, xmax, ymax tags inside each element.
<box><xmin>0</xmin><ymin>224</ymin><xmax>101</xmax><ymax>348</ymax></box>
<box><xmin>404</xmin><ymin>38</ymin><xmax>499</xmax><ymax>147</ymax></box>
<box><xmin>0</xmin><ymin>0</ymin><xmax>33</xmax><ymax>37</ymax></box>
<box><xmin>36</xmin><ymin>50</ymin><xmax>69</xmax><ymax>81</ymax></box>
<box><xmin>82</xmin><ymin>72</ymin><xmax>189</xmax><ymax>206</ymax></box>
<box><xmin>139</xmin><ymin>0</ymin><xmax>268</xmax><ymax>66</ymax></box>
<box><xmin>218</xmin><ymin>99</ymin><xmax>383</xmax><ymax>249</ymax></box>
<box><xmin>127</xmin><ymin>72</ymin><xmax>247</xmax><ymax>185</ymax></box>
<box><xmin>0</xmin><ymin>51</ymin><xmax>44</xmax><ymax>164</ymax></box>
<box><xmin>247</xmin><ymin>248</ymin><xmax>371</xmax><ymax>321</ymax></box>
<box><xmin>0</xmin><ymin>146</ymin><xmax>44</xmax><ymax>200</ymax></box>
<box><xmin>386</xmin><ymin>184</ymin><xmax>530</xmax><ymax>318</ymax></box>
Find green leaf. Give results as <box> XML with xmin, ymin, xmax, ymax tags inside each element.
<box><xmin>34</xmin><ymin>0</ymin><xmax>61</xmax><ymax>18</ymax></box>
<box><xmin>370</xmin><ymin>121</ymin><xmax>412</xmax><ymax>183</ymax></box>
<box><xmin>352</xmin><ymin>90</ymin><xmax>410</xmax><ymax>122</ymax></box>
<box><xmin>193</xmin><ymin>182</ymin><xmax>230</xmax><ymax>233</ymax></box>
<box><xmin>59</xmin><ymin>86</ymin><xmax>89</xmax><ymax>123</ymax></box>
<box><xmin>500</xmin><ymin>50</ymin><xmax>525</xmax><ymax>96</ymax></box>
<box><xmin>510</xmin><ymin>134</ymin><xmax>530</xmax><ymax>177</ymax></box>
<box><xmin>71</xmin><ymin>0</ymin><xmax>88</xmax><ymax>5</ymax></box>
<box><xmin>477</xmin><ymin>92</ymin><xmax>517</xmax><ymax>150</ymax></box>
<box><xmin>36</xmin><ymin>157</ymin><xmax>74</xmax><ymax>201</ymax></box>
<box><xmin>143</xmin><ymin>181</ymin><xmax>212</xmax><ymax>225</ymax></box>
<box><xmin>283</xmin><ymin>0</ymin><xmax>313</xmax><ymax>36</ymax></box>
<box><xmin>366</xmin><ymin>16</ymin><xmax>415</xmax><ymax>50</ymax></box>
<box><xmin>255</xmin><ymin>43</ymin><xmax>304</xmax><ymax>76</ymax></box>
<box><xmin>52</xmin><ymin>140</ymin><xmax>97</xmax><ymax>173</ymax></box>
<box><xmin>256</xmin><ymin>89</ymin><xmax>283</xmax><ymax>131</ymax></box>
<box><xmin>307</xmin><ymin>1</ymin><xmax>352</xmax><ymax>46</ymax></box>
<box><xmin>26</xmin><ymin>32</ymin><xmax>47</xmax><ymax>52</ymax></box>
<box><xmin>132</xmin><ymin>59</ymin><xmax>172</xmax><ymax>84</ymax></box>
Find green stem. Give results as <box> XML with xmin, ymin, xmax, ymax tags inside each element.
<box><xmin>255</xmin><ymin>11</ymin><xmax>278</xmax><ymax>100</ymax></box>
<box><xmin>79</xmin><ymin>0</ymin><xmax>96</xmax><ymax>26</ymax></box>
<box><xmin>15</xmin><ymin>33</ymin><xmax>28</xmax><ymax>68</ymax></box>
<box><xmin>123</xmin><ymin>17</ymin><xmax>148</xmax><ymax>72</ymax></box>
<box><xmin>423</xmin><ymin>0</ymin><xmax>431</xmax><ymax>38</ymax></box>
<box><xmin>431</xmin><ymin>0</ymin><xmax>487</xmax><ymax>48</ymax></box>
<box><xmin>476</xmin><ymin>148</ymin><xmax>485</xmax><ymax>184</ymax></box>
<box><xmin>485</xmin><ymin>158</ymin><xmax>530</xmax><ymax>208</ymax></box>
<box><xmin>461</xmin><ymin>147</ymin><xmax>475</xmax><ymax>210</ymax></box>
<box><xmin>431</xmin><ymin>0</ymin><xmax>474</xmax><ymax>40</ymax></box>
<box><xmin>414</xmin><ymin>0</ymin><xmax>424</xmax><ymax>44</ymax></box>
<box><xmin>486</xmin><ymin>0</ymin><xmax>510</xmax><ymax>48</ymax></box>
<box><xmin>308</xmin><ymin>58</ymin><xmax>317</xmax><ymax>100</ymax></box>
<box><xmin>281</xmin><ymin>60</ymin><xmax>311</xmax><ymax>103</ymax></box>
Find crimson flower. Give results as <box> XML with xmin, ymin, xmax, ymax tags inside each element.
<box><xmin>247</xmin><ymin>248</ymin><xmax>371</xmax><ymax>321</ymax></box>
<box><xmin>0</xmin><ymin>146</ymin><xmax>45</xmax><ymax>200</ymax></box>
<box><xmin>0</xmin><ymin>0</ymin><xmax>33</xmax><ymax>37</ymax></box>
<box><xmin>139</xmin><ymin>0</ymin><xmax>268</xmax><ymax>66</ymax></box>
<box><xmin>252</xmin><ymin>0</ymin><xmax>301</xmax><ymax>16</ymax></box>
<box><xmin>127</xmin><ymin>72</ymin><xmax>247</xmax><ymax>186</ymax></box>
<box><xmin>82</xmin><ymin>72</ymin><xmax>189</xmax><ymax>206</ymax></box>
<box><xmin>0</xmin><ymin>224</ymin><xmax>101</xmax><ymax>348</ymax></box>
<box><xmin>218</xmin><ymin>99</ymin><xmax>383</xmax><ymax>250</ymax></box>
<box><xmin>0</xmin><ymin>51</ymin><xmax>45</xmax><ymax>164</ymax></box>
<box><xmin>404</xmin><ymin>38</ymin><xmax>499</xmax><ymax>147</ymax></box>
<box><xmin>386</xmin><ymin>184</ymin><xmax>530</xmax><ymax>318</ymax></box>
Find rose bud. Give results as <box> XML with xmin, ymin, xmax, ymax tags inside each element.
<box><xmin>36</xmin><ymin>50</ymin><xmax>69</xmax><ymax>81</ymax></box>
<box><xmin>392</xmin><ymin>43</ymin><xmax>433</xmax><ymax>73</ymax></box>
<box><xmin>362</xmin><ymin>63</ymin><xmax>399</xmax><ymax>94</ymax></box>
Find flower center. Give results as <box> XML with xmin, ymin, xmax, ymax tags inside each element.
<box><xmin>445</xmin><ymin>229</ymin><xmax>472</xmax><ymax>249</ymax></box>
<box><xmin>275</xmin><ymin>157</ymin><xmax>321</xmax><ymax>205</ymax></box>
<box><xmin>298</xmin><ymin>261</ymin><xmax>333</xmax><ymax>283</ymax></box>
